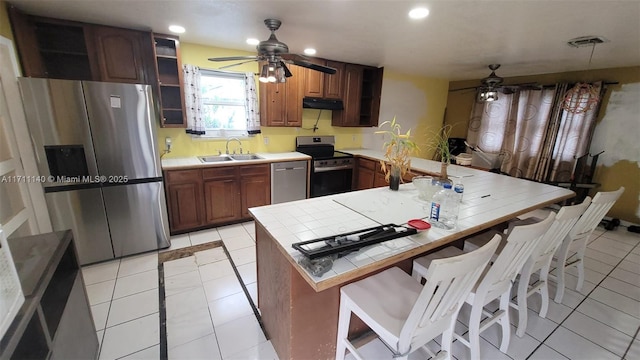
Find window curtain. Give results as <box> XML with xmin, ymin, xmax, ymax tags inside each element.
<box><xmin>183</xmin><ymin>64</ymin><xmax>205</xmax><ymax>135</ymax></box>
<box><xmin>546</xmin><ymin>81</ymin><xmax>603</xmax><ymax>182</ymax></box>
<box><xmin>467</xmin><ymin>82</ymin><xmax>604</xmax><ymax>183</ymax></box>
<box><xmin>244</xmin><ymin>72</ymin><xmax>261</xmax><ymax>135</ymax></box>
<box><xmin>467</xmin><ymin>87</ymin><xmax>557</xmax><ymax>178</ymax></box>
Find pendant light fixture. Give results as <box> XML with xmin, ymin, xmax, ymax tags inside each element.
<box><xmin>562</xmin><ymin>36</ymin><xmax>607</xmax><ymax>114</ymax></box>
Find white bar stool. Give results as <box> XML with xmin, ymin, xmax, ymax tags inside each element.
<box><xmin>465</xmin><ymin>198</ymin><xmax>591</xmax><ymax>337</ymax></box>
<box><xmin>335</xmin><ymin>235</ymin><xmax>500</xmax><ymax>360</ymax></box>
<box><xmin>552</xmin><ymin>186</ymin><xmax>624</xmax><ymax>303</ymax></box>
<box><xmin>412</xmin><ymin>213</ymin><xmax>555</xmax><ymax>360</ymax></box>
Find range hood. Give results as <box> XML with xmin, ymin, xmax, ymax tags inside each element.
<box><xmin>302</xmin><ymin>97</ymin><xmax>344</xmax><ymax>110</ymax></box>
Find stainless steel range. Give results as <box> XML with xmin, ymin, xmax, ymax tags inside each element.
<box><xmin>296</xmin><ymin>136</ymin><xmax>354</xmax><ymax>197</ymax></box>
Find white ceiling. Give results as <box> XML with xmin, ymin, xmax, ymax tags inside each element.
<box><xmin>8</xmin><ymin>0</ymin><xmax>640</xmax><ymax>80</ymax></box>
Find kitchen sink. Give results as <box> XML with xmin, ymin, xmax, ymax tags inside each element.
<box><xmin>229</xmin><ymin>154</ymin><xmax>263</xmax><ymax>161</ymax></box>
<box><xmin>199</xmin><ymin>155</ymin><xmax>233</xmax><ymax>163</ymax></box>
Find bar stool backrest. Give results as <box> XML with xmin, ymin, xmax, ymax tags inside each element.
<box><xmin>534</xmin><ymin>197</ymin><xmax>591</xmax><ymax>260</ymax></box>
<box><xmin>399</xmin><ymin>235</ymin><xmax>501</xmax><ymax>352</ymax></box>
<box><xmin>569</xmin><ymin>187</ymin><xmax>624</xmax><ymax>241</ymax></box>
<box><xmin>477</xmin><ymin>213</ymin><xmax>556</xmax><ymax>299</ymax></box>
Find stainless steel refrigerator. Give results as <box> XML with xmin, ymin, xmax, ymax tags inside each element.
<box><xmin>18</xmin><ymin>78</ymin><xmax>170</xmax><ymax>265</ymax></box>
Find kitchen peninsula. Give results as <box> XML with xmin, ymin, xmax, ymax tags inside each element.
<box><xmin>250</xmin><ymin>155</ymin><xmax>574</xmax><ymax>360</ymax></box>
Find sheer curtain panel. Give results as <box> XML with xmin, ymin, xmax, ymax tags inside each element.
<box><xmin>244</xmin><ymin>72</ymin><xmax>261</xmax><ymax>135</ymax></box>
<box><xmin>183</xmin><ymin>64</ymin><xmax>205</xmax><ymax>135</ymax></box>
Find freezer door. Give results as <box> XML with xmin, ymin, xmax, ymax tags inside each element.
<box><xmin>45</xmin><ymin>187</ymin><xmax>114</xmax><ymax>265</ymax></box>
<box><xmin>17</xmin><ymin>78</ymin><xmax>99</xmax><ymax>186</ymax></box>
<box><xmin>102</xmin><ymin>181</ymin><xmax>170</xmax><ymax>257</ymax></box>
<box><xmin>81</xmin><ymin>81</ymin><xmax>161</xmax><ymax>179</ymax></box>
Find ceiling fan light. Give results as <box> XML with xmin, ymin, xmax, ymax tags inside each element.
<box><xmin>276</xmin><ymin>66</ymin><xmax>286</xmax><ymax>83</ymax></box>
<box><xmin>485</xmin><ymin>90</ymin><xmax>499</xmax><ymax>101</ymax></box>
<box><xmin>304</xmin><ymin>48</ymin><xmax>316</xmax><ymax>55</ymax></box>
<box><xmin>259</xmin><ymin>64</ymin><xmax>270</xmax><ymax>83</ymax></box>
<box><xmin>246</xmin><ymin>38</ymin><xmax>260</xmax><ymax>45</ymax></box>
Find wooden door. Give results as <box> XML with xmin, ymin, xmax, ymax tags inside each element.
<box><xmin>324</xmin><ymin>61</ymin><xmax>345</xmax><ymax>99</ymax></box>
<box><xmin>303</xmin><ymin>58</ymin><xmax>325</xmax><ymax>98</ymax></box>
<box><xmin>284</xmin><ymin>65</ymin><xmax>304</xmax><ymax>127</ymax></box>
<box><xmin>204</xmin><ymin>178</ymin><xmax>240</xmax><ymax>224</ymax></box>
<box><xmin>260</xmin><ymin>81</ymin><xmax>286</xmax><ymax>126</ymax></box>
<box><xmin>332</xmin><ymin>63</ymin><xmax>363</xmax><ymax>126</ymax></box>
<box><xmin>356</xmin><ymin>167</ymin><xmax>375</xmax><ymax>190</ymax></box>
<box><xmin>166</xmin><ymin>182</ymin><xmax>203</xmax><ymax>232</ymax></box>
<box><xmin>240</xmin><ymin>165</ymin><xmax>270</xmax><ymax>218</ymax></box>
<box><xmin>92</xmin><ymin>26</ymin><xmax>151</xmax><ymax>84</ymax></box>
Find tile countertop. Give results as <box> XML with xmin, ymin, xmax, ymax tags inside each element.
<box><xmin>249</xmin><ymin>157</ymin><xmax>575</xmax><ymax>291</ymax></box>
<box><xmin>341</xmin><ymin>148</ymin><xmax>477</xmax><ymax>178</ymax></box>
<box><xmin>161</xmin><ymin>152</ymin><xmax>311</xmax><ymax>170</ymax></box>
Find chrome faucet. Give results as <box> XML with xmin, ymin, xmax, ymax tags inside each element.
<box><xmin>226</xmin><ymin>137</ymin><xmax>242</xmax><ymax>154</ymax></box>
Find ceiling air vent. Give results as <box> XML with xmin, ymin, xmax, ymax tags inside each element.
<box><xmin>567</xmin><ymin>36</ymin><xmax>609</xmax><ymax>48</ymax></box>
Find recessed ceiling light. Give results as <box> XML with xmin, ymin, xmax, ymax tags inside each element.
<box><xmin>304</xmin><ymin>48</ymin><xmax>317</xmax><ymax>55</ymax></box>
<box><xmin>168</xmin><ymin>25</ymin><xmax>185</xmax><ymax>34</ymax></box>
<box><xmin>246</xmin><ymin>38</ymin><xmax>260</xmax><ymax>45</ymax></box>
<box><xmin>408</xmin><ymin>7</ymin><xmax>429</xmax><ymax>19</ymax></box>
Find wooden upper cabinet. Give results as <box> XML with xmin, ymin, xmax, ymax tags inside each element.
<box><xmin>284</xmin><ymin>64</ymin><xmax>304</xmax><ymax>127</ymax></box>
<box><xmin>260</xmin><ymin>64</ymin><xmax>303</xmax><ymax>127</ymax></box>
<box><xmin>303</xmin><ymin>58</ymin><xmax>325</xmax><ymax>97</ymax></box>
<box><xmin>153</xmin><ymin>34</ymin><xmax>186</xmax><ymax>127</ymax></box>
<box><xmin>91</xmin><ymin>26</ymin><xmax>152</xmax><ymax>84</ymax></box>
<box><xmin>333</xmin><ymin>63</ymin><xmax>363</xmax><ymax>126</ymax></box>
<box><xmin>324</xmin><ymin>61</ymin><xmax>345</xmax><ymax>99</ymax></box>
<box><xmin>8</xmin><ymin>7</ymin><xmax>155</xmax><ymax>84</ymax></box>
<box><xmin>303</xmin><ymin>59</ymin><xmax>344</xmax><ymax>99</ymax></box>
<box><xmin>332</xmin><ymin>64</ymin><xmax>383</xmax><ymax>127</ymax></box>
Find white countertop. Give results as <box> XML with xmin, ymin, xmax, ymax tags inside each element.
<box><xmin>249</xmin><ymin>161</ymin><xmax>575</xmax><ymax>290</ymax></box>
<box><xmin>341</xmin><ymin>148</ymin><xmax>477</xmax><ymax>177</ymax></box>
<box><xmin>161</xmin><ymin>152</ymin><xmax>311</xmax><ymax>170</ymax></box>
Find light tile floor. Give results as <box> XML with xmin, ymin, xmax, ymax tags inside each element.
<box><xmin>82</xmin><ymin>222</ymin><xmax>639</xmax><ymax>359</ymax></box>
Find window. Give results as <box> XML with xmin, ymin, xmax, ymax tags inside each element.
<box><xmin>200</xmin><ymin>70</ymin><xmax>247</xmax><ymax>137</ymax></box>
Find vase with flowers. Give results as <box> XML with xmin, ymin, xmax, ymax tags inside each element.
<box><xmin>426</xmin><ymin>124</ymin><xmax>454</xmax><ymax>183</ymax></box>
<box><xmin>375</xmin><ymin>117</ymin><xmax>418</xmax><ymax>191</ymax></box>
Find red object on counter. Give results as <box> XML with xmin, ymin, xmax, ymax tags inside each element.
<box><xmin>408</xmin><ymin>219</ymin><xmax>431</xmax><ymax>230</ymax></box>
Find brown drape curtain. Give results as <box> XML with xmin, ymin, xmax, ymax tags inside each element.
<box><xmin>467</xmin><ymin>82</ymin><xmax>603</xmax><ymax>182</ymax></box>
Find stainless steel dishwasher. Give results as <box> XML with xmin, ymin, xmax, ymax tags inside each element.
<box><xmin>271</xmin><ymin>161</ymin><xmax>308</xmax><ymax>204</ymax></box>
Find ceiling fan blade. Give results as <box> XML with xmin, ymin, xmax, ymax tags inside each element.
<box><xmin>449</xmin><ymin>86</ymin><xmax>479</xmax><ymax>92</ymax></box>
<box><xmin>280</xmin><ymin>53</ymin><xmax>310</xmax><ymax>62</ymax></box>
<box><xmin>208</xmin><ymin>56</ymin><xmax>258</xmax><ymax>62</ymax></box>
<box><xmin>279</xmin><ymin>61</ymin><xmax>293</xmax><ymax>77</ymax></box>
<box><xmin>219</xmin><ymin>60</ymin><xmax>257</xmax><ymax>69</ymax></box>
<box><xmin>291</xmin><ymin>59</ymin><xmax>337</xmax><ymax>74</ymax></box>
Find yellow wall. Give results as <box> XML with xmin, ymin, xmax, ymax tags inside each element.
<box><xmin>158</xmin><ymin>43</ymin><xmax>448</xmax><ymax>158</ymax></box>
<box><xmin>157</xmin><ymin>42</ymin><xmax>363</xmax><ymax>157</ymax></box>
<box><xmin>0</xmin><ymin>1</ymin><xmax>14</xmax><ymax>41</ymax></box>
<box><xmin>445</xmin><ymin>66</ymin><xmax>640</xmax><ymax>224</ymax></box>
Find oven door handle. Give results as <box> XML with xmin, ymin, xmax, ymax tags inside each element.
<box><xmin>314</xmin><ymin>165</ymin><xmax>354</xmax><ymax>173</ymax></box>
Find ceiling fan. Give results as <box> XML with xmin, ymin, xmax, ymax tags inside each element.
<box><xmin>208</xmin><ymin>19</ymin><xmax>337</xmax><ymax>83</ymax></box>
<box><xmin>450</xmin><ymin>64</ymin><xmax>541</xmax><ymax>100</ymax></box>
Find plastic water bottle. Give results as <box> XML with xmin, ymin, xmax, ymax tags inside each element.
<box><xmin>429</xmin><ymin>183</ymin><xmax>460</xmax><ymax>230</ymax></box>
<box><xmin>454</xmin><ymin>178</ymin><xmax>464</xmax><ymax>202</ymax></box>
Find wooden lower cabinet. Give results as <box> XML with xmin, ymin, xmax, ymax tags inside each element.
<box><xmin>203</xmin><ymin>166</ymin><xmax>241</xmax><ymax>224</ymax></box>
<box><xmin>165</xmin><ymin>164</ymin><xmax>270</xmax><ymax>233</ymax></box>
<box><xmin>164</xmin><ymin>169</ymin><xmax>204</xmax><ymax>232</ymax></box>
<box><xmin>240</xmin><ymin>165</ymin><xmax>271</xmax><ymax>218</ymax></box>
<box><xmin>355</xmin><ymin>157</ymin><xmax>432</xmax><ymax>190</ymax></box>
